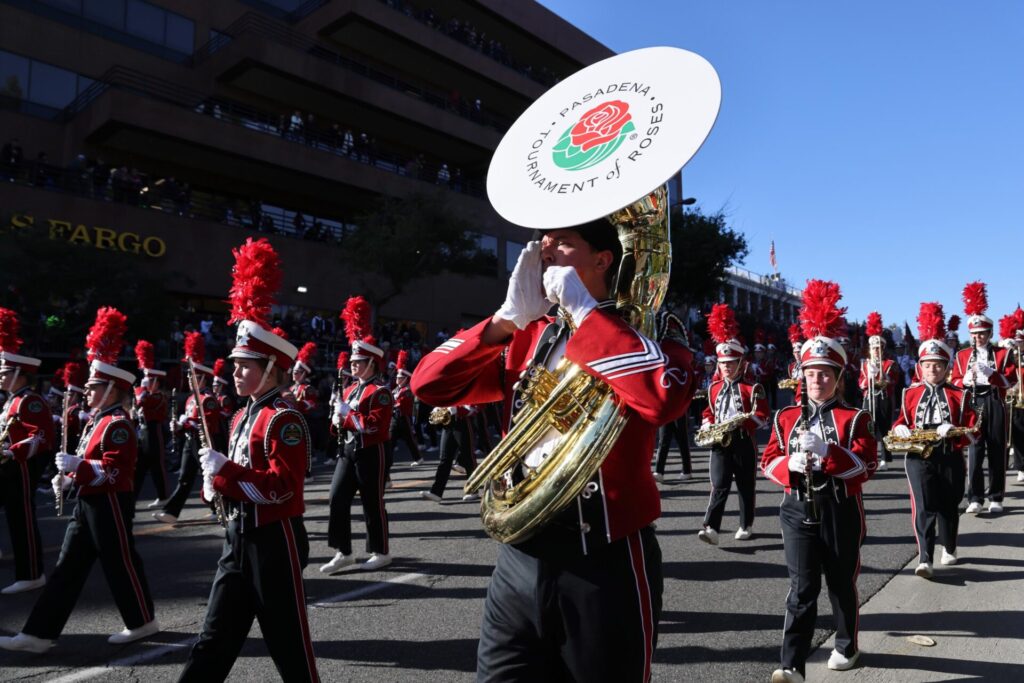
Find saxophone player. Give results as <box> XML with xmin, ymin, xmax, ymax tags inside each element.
<box><xmin>951</xmin><ymin>281</ymin><xmax>1015</xmax><ymax>514</ymax></box>
<box><xmin>891</xmin><ymin>303</ymin><xmax>977</xmax><ymax>579</ymax></box>
<box><xmin>412</xmin><ymin>221</ymin><xmax>695</xmax><ymax>682</ymax></box>
<box><xmin>762</xmin><ymin>281</ymin><xmax>877</xmax><ymax>682</ymax></box>
<box><xmin>697</xmin><ymin>303</ymin><xmax>768</xmax><ymax>544</ymax></box>
<box><xmin>858</xmin><ymin>312</ymin><xmax>898</xmax><ymax>471</ymax></box>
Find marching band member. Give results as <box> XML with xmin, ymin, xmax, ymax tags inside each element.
<box><xmin>412</xmin><ymin>220</ymin><xmax>694</xmax><ymax>682</ymax></box>
<box><xmin>1</xmin><ymin>307</ymin><xmax>158</xmax><ymax>653</ymax></box>
<box><xmin>782</xmin><ymin>323</ymin><xmax>804</xmax><ymax>407</ymax></box>
<box><xmin>420</xmin><ymin>403</ymin><xmax>478</xmax><ymax>502</ymax></box>
<box><xmin>321</xmin><ymin>296</ymin><xmax>393</xmax><ymax>574</ymax></box>
<box><xmin>763</xmin><ymin>281</ymin><xmax>877</xmax><ymax>682</ymax></box>
<box><xmin>154</xmin><ymin>332</ymin><xmax>224</xmax><ymax>525</ymax></box>
<box><xmin>211</xmin><ymin>358</ymin><xmax>237</xmax><ymax>422</ymax></box>
<box><xmin>289</xmin><ymin>342</ymin><xmax>320</xmax><ymax>416</ymax></box>
<box><xmin>57</xmin><ymin>361</ymin><xmax>88</xmax><ymax>450</ymax></box>
<box><xmin>179</xmin><ymin>237</ymin><xmax>319</xmax><ymax>682</ymax></box>
<box><xmin>1001</xmin><ymin>309</ymin><xmax>1024</xmax><ymax>482</ymax></box>
<box><xmin>133</xmin><ymin>340</ymin><xmax>170</xmax><ymax>507</ymax></box>
<box><xmin>698</xmin><ymin>304</ymin><xmax>768</xmax><ymax>544</ymax></box>
<box><xmin>653</xmin><ymin>309</ymin><xmax>695</xmax><ymax>482</ymax></box>
<box><xmin>0</xmin><ymin>307</ymin><xmax>53</xmax><ymax>594</ymax></box>
<box><xmin>891</xmin><ymin>303</ymin><xmax>977</xmax><ymax>578</ymax></box>
<box><xmin>950</xmin><ymin>281</ymin><xmax>1015</xmax><ymax>514</ymax></box>
<box><xmin>390</xmin><ymin>350</ymin><xmax>423</xmax><ymax>467</ymax></box>
<box><xmin>858</xmin><ymin>313</ymin><xmax>898</xmax><ymax>471</ymax></box>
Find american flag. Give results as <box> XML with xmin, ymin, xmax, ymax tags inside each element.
<box><xmin>769</xmin><ymin>240</ymin><xmax>777</xmax><ymax>272</ymax></box>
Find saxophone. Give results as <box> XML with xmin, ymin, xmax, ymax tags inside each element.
<box><xmin>884</xmin><ymin>409</ymin><xmax>983</xmax><ymax>459</ymax></box>
<box><xmin>428</xmin><ymin>406</ymin><xmax>453</xmax><ymax>427</ymax></box>
<box><xmin>695</xmin><ymin>385</ymin><xmax>764</xmax><ymax>448</ymax></box>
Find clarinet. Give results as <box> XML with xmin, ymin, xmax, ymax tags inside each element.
<box><xmin>799</xmin><ymin>376</ymin><xmax>820</xmax><ymax>526</ymax></box>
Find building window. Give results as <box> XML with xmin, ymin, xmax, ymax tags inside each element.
<box><xmin>126</xmin><ymin>0</ymin><xmax>165</xmax><ymax>45</ymax></box>
<box><xmin>83</xmin><ymin>0</ymin><xmax>125</xmax><ymax>29</ymax></box>
<box><xmin>0</xmin><ymin>51</ymin><xmax>29</xmax><ymax>101</ymax></box>
<box><xmin>27</xmin><ymin>60</ymin><xmax>78</xmax><ymax>109</ymax></box>
<box><xmin>39</xmin><ymin>0</ymin><xmax>195</xmax><ymax>56</ymax></box>
<box><xmin>166</xmin><ymin>13</ymin><xmax>196</xmax><ymax>54</ymax></box>
<box><xmin>506</xmin><ymin>241</ymin><xmax>525</xmax><ymax>275</ymax></box>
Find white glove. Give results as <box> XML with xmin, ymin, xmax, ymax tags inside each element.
<box><xmin>799</xmin><ymin>431</ymin><xmax>829</xmax><ymax>457</ymax></box>
<box><xmin>700</xmin><ymin>419</ymin><xmax>711</xmax><ymax>429</ymax></box>
<box><xmin>51</xmin><ymin>473</ymin><xmax>72</xmax><ymax>497</ymax></box>
<box><xmin>178</xmin><ymin>414</ymin><xmax>189</xmax><ymax>425</ymax></box>
<box><xmin>961</xmin><ymin>373</ymin><xmax>975</xmax><ymax>387</ymax></box>
<box><xmin>543</xmin><ymin>265</ymin><xmax>598</xmax><ymax>328</ymax></box>
<box><xmin>55</xmin><ymin>452</ymin><xmax>83</xmax><ymax>474</ymax></box>
<box><xmin>937</xmin><ymin>423</ymin><xmax>954</xmax><ymax>438</ymax></box>
<box><xmin>336</xmin><ymin>402</ymin><xmax>351</xmax><ymax>418</ymax></box>
<box><xmin>788</xmin><ymin>451</ymin><xmax>808</xmax><ymax>472</ymax></box>
<box><xmin>893</xmin><ymin>424</ymin><xmax>912</xmax><ymax>438</ymax></box>
<box><xmin>977</xmin><ymin>363</ymin><xmax>995</xmax><ymax>378</ymax></box>
<box><xmin>202</xmin><ymin>472</ymin><xmax>216</xmax><ymax>503</ymax></box>
<box><xmin>78</xmin><ymin>410</ymin><xmax>91</xmax><ymax>422</ymax></box>
<box><xmin>448</xmin><ymin>406</ymin><xmax>459</xmax><ymax>416</ymax></box>
<box><xmin>331</xmin><ymin>412</ymin><xmax>342</xmax><ymax>427</ymax></box>
<box><xmin>199</xmin><ymin>447</ymin><xmax>228</xmax><ymax>476</ymax></box>
<box><xmin>495</xmin><ymin>241</ymin><xmax>551</xmax><ymax>329</ymax></box>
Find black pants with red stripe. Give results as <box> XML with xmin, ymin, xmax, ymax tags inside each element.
<box><xmin>327</xmin><ymin>442</ymin><xmax>389</xmax><ymax>555</ymax></box>
<box><xmin>430</xmin><ymin>419</ymin><xmax>476</xmax><ymax>499</ymax></box>
<box><xmin>703</xmin><ymin>433</ymin><xmax>756</xmax><ymax>532</ymax></box>
<box><xmin>779</xmin><ymin>490</ymin><xmax>864</xmax><ymax>677</ymax></box>
<box><xmin>179</xmin><ymin>516</ymin><xmax>319</xmax><ymax>683</ymax></box>
<box><xmin>23</xmin><ymin>491</ymin><xmax>155</xmax><ymax>639</ymax></box>
<box><xmin>134</xmin><ymin>420</ymin><xmax>169</xmax><ymax>502</ymax></box>
<box><xmin>477</xmin><ymin>525</ymin><xmax>662</xmax><ymax>683</ymax></box>
<box><xmin>966</xmin><ymin>389</ymin><xmax>1006</xmax><ymax>503</ymax></box>
<box><xmin>905</xmin><ymin>447</ymin><xmax>965</xmax><ymax>564</ymax></box>
<box><xmin>389</xmin><ymin>414</ymin><xmax>422</xmax><ymax>465</ymax></box>
<box><xmin>0</xmin><ymin>455</ymin><xmax>47</xmax><ymax>582</ymax></box>
<box><xmin>654</xmin><ymin>416</ymin><xmax>692</xmax><ymax>476</ymax></box>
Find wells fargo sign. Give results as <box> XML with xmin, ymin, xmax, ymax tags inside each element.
<box><xmin>5</xmin><ymin>212</ymin><xmax>167</xmax><ymax>258</ymax></box>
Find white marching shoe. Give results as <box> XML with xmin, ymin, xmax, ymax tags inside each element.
<box><xmin>319</xmin><ymin>552</ymin><xmax>355</xmax><ymax>575</ymax></box>
<box><xmin>940</xmin><ymin>549</ymin><xmax>958</xmax><ymax>565</ymax></box>
<box><xmin>965</xmin><ymin>501</ymin><xmax>982</xmax><ymax>514</ymax></box>
<box><xmin>770</xmin><ymin>668</ymin><xmax>804</xmax><ymax>683</ymax></box>
<box><xmin>108</xmin><ymin>619</ymin><xmax>160</xmax><ymax>644</ymax></box>
<box><xmin>827</xmin><ymin>649</ymin><xmax>860</xmax><ymax>671</ymax></box>
<box><xmin>652</xmin><ymin>472</ymin><xmax>664</xmax><ymax>483</ymax></box>
<box><xmin>678</xmin><ymin>472</ymin><xmax>692</xmax><ymax>481</ymax></box>
<box><xmin>361</xmin><ymin>553</ymin><xmax>392</xmax><ymax>570</ymax></box>
<box><xmin>1</xmin><ymin>577</ymin><xmax>46</xmax><ymax>595</ymax></box>
<box><xmin>734</xmin><ymin>528</ymin><xmax>752</xmax><ymax>541</ymax></box>
<box><xmin>146</xmin><ymin>498</ymin><xmax>167</xmax><ymax>509</ymax></box>
<box><xmin>915</xmin><ymin>562</ymin><xmax>933</xmax><ymax>579</ymax></box>
<box><xmin>876</xmin><ymin>459</ymin><xmax>888</xmax><ymax>471</ymax></box>
<box><xmin>987</xmin><ymin>501</ymin><xmax>1003</xmax><ymax>514</ymax></box>
<box><xmin>419</xmin><ymin>490</ymin><xmax>443</xmax><ymax>503</ymax></box>
<box><xmin>0</xmin><ymin>632</ymin><xmax>55</xmax><ymax>653</ymax></box>
<box><xmin>152</xmin><ymin>511</ymin><xmax>178</xmax><ymax>524</ymax></box>
<box><xmin>697</xmin><ymin>527</ymin><xmax>719</xmax><ymax>546</ymax></box>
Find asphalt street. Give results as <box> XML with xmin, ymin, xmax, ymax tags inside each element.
<box><xmin>0</xmin><ymin>438</ymin><xmax>1018</xmax><ymax>682</ymax></box>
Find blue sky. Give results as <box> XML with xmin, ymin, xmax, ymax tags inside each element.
<box><xmin>536</xmin><ymin>0</ymin><xmax>1024</xmax><ymax>333</ymax></box>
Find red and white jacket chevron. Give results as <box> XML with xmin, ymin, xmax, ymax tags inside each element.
<box><xmin>71</xmin><ymin>405</ymin><xmax>136</xmax><ymax>495</ymax></box>
<box><xmin>2</xmin><ymin>386</ymin><xmax>54</xmax><ymax>462</ymax></box>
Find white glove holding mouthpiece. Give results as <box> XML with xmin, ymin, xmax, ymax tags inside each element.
<box><xmin>543</xmin><ymin>265</ymin><xmax>598</xmax><ymax>328</ymax></box>
<box><xmin>893</xmin><ymin>424</ymin><xmax>912</xmax><ymax>438</ymax></box>
<box><xmin>937</xmin><ymin>423</ymin><xmax>954</xmax><ymax>438</ymax></box>
<box><xmin>799</xmin><ymin>431</ymin><xmax>829</xmax><ymax>457</ymax></box>
<box><xmin>51</xmin><ymin>473</ymin><xmax>72</xmax><ymax>497</ymax></box>
<box><xmin>495</xmin><ymin>241</ymin><xmax>551</xmax><ymax>329</ymax></box>
<box><xmin>199</xmin><ymin>448</ymin><xmax>228</xmax><ymax>476</ymax></box>
<box><xmin>788</xmin><ymin>452</ymin><xmax>808</xmax><ymax>473</ymax></box>
<box><xmin>55</xmin><ymin>452</ymin><xmax>83</xmax><ymax>474</ymax></box>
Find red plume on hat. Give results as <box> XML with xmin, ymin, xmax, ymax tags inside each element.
<box><xmin>296</xmin><ymin>341</ymin><xmax>318</xmax><ymax>368</ymax></box>
<box><xmin>227</xmin><ymin>238</ymin><xmax>282</xmax><ymax>327</ymax></box>
<box><xmin>336</xmin><ymin>350</ymin><xmax>350</xmax><ymax>371</ymax></box>
<box><xmin>962</xmin><ymin>281</ymin><xmax>988</xmax><ymax>316</ymax></box>
<box><xmin>866</xmin><ymin>312</ymin><xmax>883</xmax><ymax>337</ymax></box>
<box><xmin>85</xmin><ymin>307</ymin><xmax>128</xmax><ymax>364</ymax></box>
<box><xmin>787</xmin><ymin>323</ymin><xmax>802</xmax><ymax>345</ymax></box>
<box><xmin>212</xmin><ymin>358</ymin><xmax>227</xmax><ymax>378</ymax></box>
<box><xmin>998</xmin><ymin>313</ymin><xmax>1018</xmax><ymax>341</ymax></box>
<box><xmin>799</xmin><ymin>280</ymin><xmax>847</xmax><ymax>340</ymax></box>
<box><xmin>916</xmin><ymin>302</ymin><xmax>946</xmax><ymax>342</ymax></box>
<box><xmin>706</xmin><ymin>304</ymin><xmax>739</xmax><ymax>344</ymax></box>
<box><xmin>396</xmin><ymin>349</ymin><xmax>409</xmax><ymax>373</ymax></box>
<box><xmin>0</xmin><ymin>307</ymin><xmax>23</xmax><ymax>354</ymax></box>
<box><xmin>183</xmin><ymin>331</ymin><xmax>206</xmax><ymax>365</ymax></box>
<box><xmin>135</xmin><ymin>340</ymin><xmax>156</xmax><ymax>372</ymax></box>
<box><xmin>341</xmin><ymin>296</ymin><xmax>373</xmax><ymax>344</ymax></box>
<box><xmin>947</xmin><ymin>314</ymin><xmax>961</xmax><ymax>333</ymax></box>
<box><xmin>63</xmin><ymin>360</ymin><xmax>87</xmax><ymax>389</ymax></box>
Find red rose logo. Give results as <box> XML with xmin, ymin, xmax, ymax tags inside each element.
<box><xmin>569</xmin><ymin>100</ymin><xmax>633</xmax><ymax>152</ymax></box>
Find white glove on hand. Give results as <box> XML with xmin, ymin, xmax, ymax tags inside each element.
<box><xmin>202</xmin><ymin>472</ymin><xmax>216</xmax><ymax>503</ymax></box>
<box><xmin>178</xmin><ymin>414</ymin><xmax>189</xmax><ymax>425</ymax></box>
<box><xmin>51</xmin><ymin>473</ymin><xmax>72</xmax><ymax>497</ymax></box>
<box><xmin>977</xmin><ymin>363</ymin><xmax>995</xmax><ymax>378</ymax></box>
<box><xmin>78</xmin><ymin>410</ymin><xmax>91</xmax><ymax>422</ymax></box>
<box><xmin>55</xmin><ymin>452</ymin><xmax>83</xmax><ymax>474</ymax></box>
<box><xmin>199</xmin><ymin>447</ymin><xmax>228</xmax><ymax>476</ymax></box>
<box><xmin>448</xmin><ymin>406</ymin><xmax>459</xmax><ymax>416</ymax></box>
<box><xmin>788</xmin><ymin>451</ymin><xmax>808</xmax><ymax>473</ymax></box>
<box><xmin>495</xmin><ymin>241</ymin><xmax>551</xmax><ymax>329</ymax></box>
<box><xmin>543</xmin><ymin>265</ymin><xmax>598</xmax><ymax>328</ymax></box>
<box><xmin>336</xmin><ymin>402</ymin><xmax>351</xmax><ymax>418</ymax></box>
<box><xmin>937</xmin><ymin>423</ymin><xmax>954</xmax><ymax>438</ymax></box>
<box><xmin>893</xmin><ymin>424</ymin><xmax>912</xmax><ymax>438</ymax></box>
<box><xmin>799</xmin><ymin>431</ymin><xmax>829</xmax><ymax>457</ymax></box>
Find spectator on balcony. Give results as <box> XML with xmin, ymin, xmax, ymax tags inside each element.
<box><xmin>69</xmin><ymin>154</ymin><xmax>90</xmax><ymax>194</ymax></box>
<box><xmin>287</xmin><ymin>110</ymin><xmax>303</xmax><ymax>141</ymax></box>
<box><xmin>2</xmin><ymin>137</ymin><xmax>23</xmax><ymax>180</ymax></box>
<box><xmin>451</xmin><ymin>166</ymin><xmax>463</xmax><ymax>192</ymax></box>
<box><xmin>304</xmin><ymin>113</ymin><xmax>316</xmax><ymax>146</ymax></box>
<box><xmin>293</xmin><ymin>212</ymin><xmax>307</xmax><ymax>237</ymax></box>
<box><xmin>436</xmin><ymin>163</ymin><xmax>450</xmax><ymax>186</ymax></box>
<box><xmin>31</xmin><ymin>152</ymin><xmax>52</xmax><ymax>189</ymax></box>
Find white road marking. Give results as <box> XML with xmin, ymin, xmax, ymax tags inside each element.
<box><xmin>312</xmin><ymin>572</ymin><xmax>429</xmax><ymax>607</ymax></box>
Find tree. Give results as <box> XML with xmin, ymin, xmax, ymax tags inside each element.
<box><xmin>340</xmin><ymin>191</ymin><xmax>486</xmax><ymax>309</ymax></box>
<box><xmin>666</xmin><ymin>206</ymin><xmax>748</xmax><ymax>309</ymax></box>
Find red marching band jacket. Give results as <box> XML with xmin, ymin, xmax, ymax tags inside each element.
<box><xmin>760</xmin><ymin>398</ymin><xmax>877</xmax><ymax>496</ymax></box>
<box><xmin>70</xmin><ymin>405</ymin><xmax>137</xmax><ymax>495</ymax></box>
<box><xmin>216</xmin><ymin>393</ymin><xmax>236</xmax><ymax>421</ymax></box>
<box><xmin>134</xmin><ymin>387</ymin><xmax>168</xmax><ymax>423</ymax></box>
<box><xmin>392</xmin><ymin>384</ymin><xmax>415</xmax><ymax>418</ymax></box>
<box><xmin>949</xmin><ymin>346</ymin><xmax>1016</xmax><ymax>399</ymax></box>
<box><xmin>212</xmin><ymin>389</ymin><xmax>308</xmax><ymax>527</ymax></box>
<box><xmin>289</xmin><ymin>382</ymin><xmax>318</xmax><ymax>414</ymax></box>
<box><xmin>3</xmin><ymin>387</ymin><xmax>54</xmax><ymax>462</ymax></box>
<box><xmin>411</xmin><ymin>308</ymin><xmax>695</xmax><ymax>543</ymax></box>
<box><xmin>334</xmin><ymin>379</ymin><xmax>393</xmax><ymax>449</ymax></box>
<box><xmin>893</xmin><ymin>382</ymin><xmax>978</xmax><ymax>448</ymax></box>
<box><xmin>701</xmin><ymin>380</ymin><xmax>769</xmax><ymax>439</ymax></box>
<box><xmin>857</xmin><ymin>359</ymin><xmax>898</xmax><ymax>399</ymax></box>
<box><xmin>181</xmin><ymin>391</ymin><xmax>224</xmax><ymax>437</ymax></box>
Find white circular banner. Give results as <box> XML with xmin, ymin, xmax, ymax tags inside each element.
<box><xmin>487</xmin><ymin>46</ymin><xmax>721</xmax><ymax>229</ymax></box>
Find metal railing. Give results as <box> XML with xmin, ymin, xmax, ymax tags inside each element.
<box><xmin>189</xmin><ymin>11</ymin><xmax>512</xmax><ymax>132</ymax></box>
<box><xmin>726</xmin><ymin>265</ymin><xmax>803</xmax><ymax>299</ymax></box>
<box><xmin>59</xmin><ymin>66</ymin><xmax>487</xmax><ymax>198</ymax></box>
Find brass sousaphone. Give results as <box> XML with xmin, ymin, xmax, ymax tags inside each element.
<box><xmin>469</xmin><ymin>47</ymin><xmax>721</xmax><ymax>544</ymax></box>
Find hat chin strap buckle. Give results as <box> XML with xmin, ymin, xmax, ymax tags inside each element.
<box><xmin>253</xmin><ymin>356</ymin><xmax>277</xmax><ymax>397</ymax></box>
